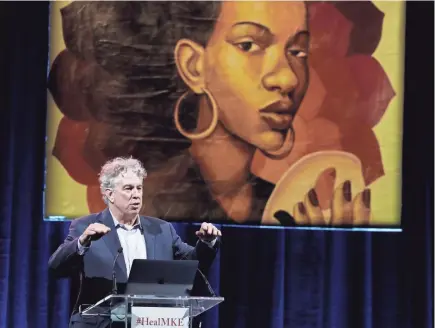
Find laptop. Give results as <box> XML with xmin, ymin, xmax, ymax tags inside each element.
<box><xmin>125</xmin><ymin>259</ymin><xmax>199</xmax><ymax>297</ymax></box>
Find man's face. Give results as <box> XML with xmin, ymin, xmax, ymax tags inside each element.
<box><xmin>108</xmin><ymin>170</ymin><xmax>143</xmax><ymax>217</ymax></box>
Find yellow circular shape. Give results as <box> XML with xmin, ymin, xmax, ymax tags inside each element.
<box><xmin>261</xmin><ymin>150</ymin><xmax>366</xmax><ymax>225</ymax></box>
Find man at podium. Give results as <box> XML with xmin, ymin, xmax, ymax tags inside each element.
<box><xmin>48</xmin><ymin>157</ymin><xmax>221</xmax><ymax>328</ymax></box>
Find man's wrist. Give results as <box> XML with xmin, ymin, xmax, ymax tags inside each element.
<box><xmin>78</xmin><ymin>235</ymin><xmax>91</xmax><ymax>247</ymax></box>
<box><xmin>77</xmin><ymin>239</ymin><xmax>90</xmax><ymax>254</ymax></box>
<box><xmin>77</xmin><ymin>236</ymin><xmax>91</xmax><ymax>255</ymax></box>
<box><xmin>200</xmin><ymin>238</ymin><xmax>217</xmax><ymax>248</ymax></box>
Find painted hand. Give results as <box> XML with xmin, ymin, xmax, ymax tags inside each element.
<box><xmin>274</xmin><ymin>169</ymin><xmax>371</xmax><ymax>226</ymax></box>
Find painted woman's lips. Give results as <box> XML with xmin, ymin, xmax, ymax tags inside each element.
<box><xmin>261</xmin><ymin>113</ymin><xmax>293</xmax><ymax>130</ymax></box>
<box><xmin>260</xmin><ymin>100</ymin><xmax>294</xmax><ymax>130</ymax></box>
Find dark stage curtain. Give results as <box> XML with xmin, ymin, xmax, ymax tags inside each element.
<box><xmin>0</xmin><ymin>2</ymin><xmax>432</xmax><ymax>328</ymax></box>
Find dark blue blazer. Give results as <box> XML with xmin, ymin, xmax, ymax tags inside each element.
<box><xmin>49</xmin><ymin>208</ymin><xmax>218</xmax><ymax>328</ymax></box>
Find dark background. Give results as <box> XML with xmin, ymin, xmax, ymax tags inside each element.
<box><xmin>0</xmin><ymin>2</ymin><xmax>433</xmax><ymax>328</ymax></box>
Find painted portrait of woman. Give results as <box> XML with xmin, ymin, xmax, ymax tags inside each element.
<box><xmin>47</xmin><ymin>1</ymin><xmax>402</xmax><ymax>227</ymax></box>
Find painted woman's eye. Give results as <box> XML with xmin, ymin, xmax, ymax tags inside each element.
<box><xmin>236</xmin><ymin>41</ymin><xmax>261</xmax><ymax>53</ymax></box>
<box><xmin>288</xmin><ymin>49</ymin><xmax>308</xmax><ymax>58</ymax></box>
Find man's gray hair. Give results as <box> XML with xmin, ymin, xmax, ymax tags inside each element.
<box><xmin>99</xmin><ymin>157</ymin><xmax>147</xmax><ymax>204</ymax></box>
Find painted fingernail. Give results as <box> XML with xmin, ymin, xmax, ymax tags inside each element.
<box><xmin>362</xmin><ymin>189</ymin><xmax>371</xmax><ymax>208</ymax></box>
<box><xmin>308</xmin><ymin>189</ymin><xmax>319</xmax><ymax>206</ymax></box>
<box><xmin>298</xmin><ymin>202</ymin><xmax>306</xmax><ymax>214</ymax></box>
<box><xmin>343</xmin><ymin>180</ymin><xmax>352</xmax><ymax>202</ymax></box>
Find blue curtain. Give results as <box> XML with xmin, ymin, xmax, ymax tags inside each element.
<box><xmin>0</xmin><ymin>2</ymin><xmax>432</xmax><ymax>328</ymax></box>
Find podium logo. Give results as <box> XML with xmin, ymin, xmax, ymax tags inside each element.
<box><xmin>136</xmin><ymin>317</ymin><xmax>185</xmax><ymax>326</ymax></box>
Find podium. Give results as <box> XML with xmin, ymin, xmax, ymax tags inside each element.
<box><xmin>79</xmin><ymin>294</ymin><xmax>224</xmax><ymax>328</ymax></box>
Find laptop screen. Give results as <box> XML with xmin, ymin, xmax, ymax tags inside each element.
<box><xmin>125</xmin><ymin>259</ymin><xmax>199</xmax><ymax>297</ymax></box>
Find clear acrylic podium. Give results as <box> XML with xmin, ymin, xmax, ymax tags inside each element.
<box><xmin>80</xmin><ymin>294</ymin><xmax>224</xmax><ymax>327</ymax></box>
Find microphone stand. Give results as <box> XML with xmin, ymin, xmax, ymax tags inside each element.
<box><xmin>112</xmin><ymin>247</ymin><xmax>123</xmax><ymax>295</ymax></box>
<box><xmin>196</xmin><ymin>267</ymin><xmax>217</xmax><ymax>297</ymax></box>
<box><xmin>179</xmin><ymin>240</ymin><xmax>218</xmax><ymax>297</ymax></box>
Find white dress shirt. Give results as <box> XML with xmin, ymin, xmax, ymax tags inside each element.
<box><xmin>111</xmin><ymin>212</ymin><xmax>147</xmax><ymax>276</ymax></box>
<box><xmin>77</xmin><ymin>211</ymin><xmax>147</xmax><ymax>276</ymax></box>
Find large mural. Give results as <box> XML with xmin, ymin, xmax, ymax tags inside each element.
<box><xmin>45</xmin><ymin>1</ymin><xmax>405</xmax><ymax>228</ymax></box>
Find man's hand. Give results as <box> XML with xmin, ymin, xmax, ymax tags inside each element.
<box><xmin>79</xmin><ymin>223</ymin><xmax>111</xmax><ymax>246</ymax></box>
<box><xmin>195</xmin><ymin>222</ymin><xmax>222</xmax><ymax>242</ymax></box>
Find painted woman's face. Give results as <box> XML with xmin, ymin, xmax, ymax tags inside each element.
<box><xmin>204</xmin><ymin>1</ymin><xmax>309</xmax><ymax>153</ymax></box>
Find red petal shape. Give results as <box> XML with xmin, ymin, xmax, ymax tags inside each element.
<box><xmin>308</xmin><ymin>52</ymin><xmax>360</xmax><ymax>125</ymax></box>
<box><xmin>48</xmin><ymin>50</ymin><xmax>92</xmax><ymax>121</ymax></box>
<box><xmin>346</xmin><ymin>55</ymin><xmax>396</xmax><ymax>127</ymax></box>
<box><xmin>309</xmin><ymin>3</ymin><xmax>352</xmax><ymax>57</ymax></box>
<box><xmin>87</xmin><ymin>185</ymin><xmax>106</xmax><ymax>213</ymax></box>
<box><xmin>297</xmin><ymin>67</ymin><xmax>326</xmax><ymax>121</ymax></box>
<box><xmin>332</xmin><ymin>1</ymin><xmax>384</xmax><ymax>56</ymax></box>
<box><xmin>305</xmin><ymin>117</ymin><xmax>343</xmax><ymax>153</ymax></box>
<box><xmin>82</xmin><ymin>120</ymin><xmax>114</xmax><ymax>173</ymax></box>
<box><xmin>53</xmin><ymin>117</ymin><xmax>99</xmax><ymax>185</ymax></box>
<box><xmin>340</xmin><ymin>124</ymin><xmax>385</xmax><ymax>185</ymax></box>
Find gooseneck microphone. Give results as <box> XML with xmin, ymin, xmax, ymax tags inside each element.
<box><xmin>112</xmin><ymin>247</ymin><xmax>123</xmax><ymax>295</ymax></box>
<box><xmin>179</xmin><ymin>251</ymin><xmax>217</xmax><ymax>297</ymax></box>
<box><xmin>196</xmin><ymin>267</ymin><xmax>216</xmax><ymax>297</ymax></box>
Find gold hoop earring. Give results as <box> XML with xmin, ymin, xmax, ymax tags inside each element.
<box><xmin>263</xmin><ymin>125</ymin><xmax>295</xmax><ymax>159</ymax></box>
<box><xmin>174</xmin><ymin>88</ymin><xmax>218</xmax><ymax>140</ymax></box>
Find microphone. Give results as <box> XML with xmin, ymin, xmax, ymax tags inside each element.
<box><xmin>196</xmin><ymin>267</ymin><xmax>216</xmax><ymax>297</ymax></box>
<box><xmin>112</xmin><ymin>247</ymin><xmax>123</xmax><ymax>295</ymax></box>
<box><xmin>179</xmin><ymin>252</ymin><xmax>217</xmax><ymax>297</ymax></box>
